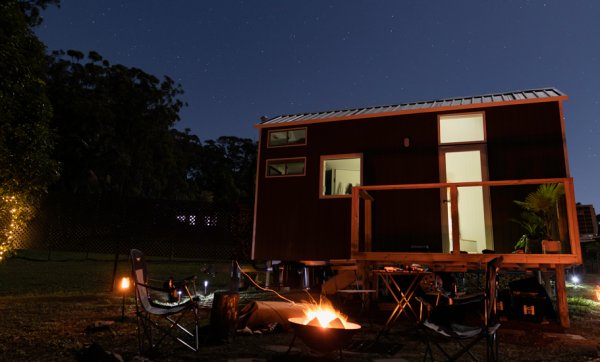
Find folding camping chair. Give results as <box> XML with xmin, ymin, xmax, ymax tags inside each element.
<box><xmin>130</xmin><ymin>249</ymin><xmax>208</xmax><ymax>353</ymax></box>
<box><xmin>418</xmin><ymin>256</ymin><xmax>503</xmax><ymax>361</ymax></box>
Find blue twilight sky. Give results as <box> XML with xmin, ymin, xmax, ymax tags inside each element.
<box><xmin>35</xmin><ymin>1</ymin><xmax>600</xmax><ymax>210</ymax></box>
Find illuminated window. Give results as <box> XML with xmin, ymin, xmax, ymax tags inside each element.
<box><xmin>439</xmin><ymin>113</ymin><xmax>485</xmax><ymax>144</ymax></box>
<box><xmin>320</xmin><ymin>154</ymin><xmax>362</xmax><ymax>197</ymax></box>
<box><xmin>266</xmin><ymin>158</ymin><xmax>306</xmax><ymax>177</ymax></box>
<box><xmin>268</xmin><ymin>128</ymin><xmax>307</xmax><ymax>147</ymax></box>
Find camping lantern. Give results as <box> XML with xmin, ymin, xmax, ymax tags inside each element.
<box><xmin>120</xmin><ymin>276</ymin><xmax>130</xmax><ymax>290</ymax></box>
<box><xmin>120</xmin><ymin>277</ymin><xmax>130</xmax><ymax>321</ymax></box>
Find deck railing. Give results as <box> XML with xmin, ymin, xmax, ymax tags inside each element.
<box><xmin>350</xmin><ymin>177</ymin><xmax>582</xmax><ymax>270</ymax></box>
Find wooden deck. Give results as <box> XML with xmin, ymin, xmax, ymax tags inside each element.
<box><xmin>348</xmin><ymin>177</ymin><xmax>582</xmax><ymax>328</ymax></box>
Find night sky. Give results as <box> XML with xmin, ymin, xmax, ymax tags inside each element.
<box><xmin>35</xmin><ymin>1</ymin><xmax>600</xmax><ymax>210</ymax></box>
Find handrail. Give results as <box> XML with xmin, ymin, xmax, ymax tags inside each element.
<box><xmin>350</xmin><ymin>177</ymin><xmax>580</xmax><ymax>265</ymax></box>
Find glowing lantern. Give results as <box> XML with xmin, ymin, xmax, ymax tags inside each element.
<box><xmin>120</xmin><ymin>277</ymin><xmax>130</xmax><ymax>290</ymax></box>
<box><xmin>119</xmin><ymin>277</ymin><xmax>131</xmax><ymax>321</ymax></box>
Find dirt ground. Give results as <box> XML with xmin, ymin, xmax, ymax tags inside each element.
<box><xmin>1</xmin><ymin>283</ymin><xmax>600</xmax><ymax>362</ymax></box>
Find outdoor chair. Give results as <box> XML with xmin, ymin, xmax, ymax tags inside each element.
<box><xmin>418</xmin><ymin>256</ymin><xmax>503</xmax><ymax>361</ymax></box>
<box><xmin>130</xmin><ymin>249</ymin><xmax>208</xmax><ymax>353</ymax></box>
<box><xmin>322</xmin><ymin>260</ymin><xmax>376</xmax><ymax>314</ymax></box>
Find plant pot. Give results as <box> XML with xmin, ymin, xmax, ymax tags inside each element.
<box><xmin>542</xmin><ymin>240</ymin><xmax>561</xmax><ymax>254</ymax></box>
<box><xmin>525</xmin><ymin>239</ymin><xmax>542</xmax><ymax>254</ymax></box>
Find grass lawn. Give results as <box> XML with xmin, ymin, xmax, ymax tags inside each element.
<box><xmin>1</xmin><ymin>250</ymin><xmax>600</xmax><ymax>361</ymax></box>
<box><xmin>0</xmin><ymin>249</ymin><xmax>232</xmax><ymax>296</ymax></box>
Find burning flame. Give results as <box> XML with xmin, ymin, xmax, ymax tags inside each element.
<box><xmin>595</xmin><ymin>285</ymin><xmax>600</xmax><ymax>302</ymax></box>
<box><xmin>300</xmin><ymin>296</ymin><xmax>348</xmax><ymax>329</ymax></box>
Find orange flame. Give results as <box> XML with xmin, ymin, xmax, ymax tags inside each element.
<box><xmin>595</xmin><ymin>285</ymin><xmax>600</xmax><ymax>302</ymax></box>
<box><xmin>300</xmin><ymin>296</ymin><xmax>348</xmax><ymax>329</ymax></box>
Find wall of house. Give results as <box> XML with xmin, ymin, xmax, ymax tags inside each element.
<box><xmin>485</xmin><ymin>101</ymin><xmax>567</xmax><ymax>252</ymax></box>
<box><xmin>253</xmin><ymin>101</ymin><xmax>568</xmax><ymax>260</ymax></box>
<box><xmin>254</xmin><ymin>112</ymin><xmax>441</xmax><ymax>260</ymax></box>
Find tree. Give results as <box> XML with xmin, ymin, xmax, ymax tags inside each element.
<box><xmin>46</xmin><ymin>50</ymin><xmax>186</xmax><ymax>199</ymax></box>
<box><xmin>45</xmin><ymin>50</ymin><xmax>258</xmax><ymax>206</ymax></box>
<box><xmin>197</xmin><ymin>136</ymin><xmax>257</xmax><ymax>207</ymax></box>
<box><xmin>168</xmin><ymin>128</ymin><xmax>204</xmax><ymax>200</ymax></box>
<box><xmin>0</xmin><ymin>0</ymin><xmax>59</xmax><ymax>261</ymax></box>
<box><xmin>17</xmin><ymin>0</ymin><xmax>60</xmax><ymax>27</ymax></box>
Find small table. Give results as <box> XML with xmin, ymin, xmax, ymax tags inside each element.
<box><xmin>373</xmin><ymin>270</ymin><xmax>430</xmax><ymax>337</ymax></box>
<box><xmin>336</xmin><ymin>288</ymin><xmax>377</xmax><ymax>314</ymax></box>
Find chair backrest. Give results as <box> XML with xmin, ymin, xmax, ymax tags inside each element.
<box><xmin>484</xmin><ymin>256</ymin><xmax>503</xmax><ymax>327</ymax></box>
<box><xmin>130</xmin><ymin>249</ymin><xmax>153</xmax><ymax>311</ymax></box>
<box><xmin>330</xmin><ymin>260</ymin><xmax>362</xmax><ymax>289</ymax></box>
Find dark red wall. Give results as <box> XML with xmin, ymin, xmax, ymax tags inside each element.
<box><xmin>485</xmin><ymin>102</ymin><xmax>567</xmax><ymax>252</ymax></box>
<box><xmin>253</xmin><ymin>101</ymin><xmax>567</xmax><ymax>260</ymax></box>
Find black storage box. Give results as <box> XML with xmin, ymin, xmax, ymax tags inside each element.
<box><xmin>511</xmin><ymin>291</ymin><xmax>546</xmax><ymax>323</ymax></box>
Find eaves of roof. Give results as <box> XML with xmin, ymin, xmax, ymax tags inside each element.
<box><xmin>256</xmin><ymin>87</ymin><xmax>567</xmax><ymax>128</ymax></box>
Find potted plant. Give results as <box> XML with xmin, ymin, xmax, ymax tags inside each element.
<box><xmin>514</xmin><ymin>183</ymin><xmax>565</xmax><ymax>253</ymax></box>
<box><xmin>511</xmin><ymin>211</ymin><xmax>544</xmax><ymax>253</ymax></box>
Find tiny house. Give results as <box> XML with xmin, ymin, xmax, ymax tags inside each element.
<box><xmin>253</xmin><ymin>88</ymin><xmax>580</xmax><ymax>264</ymax></box>
<box><xmin>252</xmin><ymin>88</ymin><xmax>581</xmax><ymax>326</ymax></box>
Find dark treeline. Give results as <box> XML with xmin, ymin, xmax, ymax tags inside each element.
<box><xmin>2</xmin><ymin>0</ymin><xmax>257</xmax><ymax>211</ymax></box>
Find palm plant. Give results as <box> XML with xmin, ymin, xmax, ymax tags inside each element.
<box><xmin>511</xmin><ymin>211</ymin><xmax>545</xmax><ymax>251</ymax></box>
<box><xmin>514</xmin><ymin>183</ymin><xmax>565</xmax><ymax>241</ymax></box>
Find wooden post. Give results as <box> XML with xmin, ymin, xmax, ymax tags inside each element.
<box><xmin>364</xmin><ymin>198</ymin><xmax>372</xmax><ymax>252</ymax></box>
<box><xmin>210</xmin><ymin>291</ymin><xmax>240</xmax><ymax>342</ymax></box>
<box><xmin>351</xmin><ymin>188</ymin><xmax>360</xmax><ymax>256</ymax></box>
<box><xmin>450</xmin><ymin>185</ymin><xmax>460</xmax><ymax>255</ymax></box>
<box><xmin>554</xmin><ymin>265</ymin><xmax>570</xmax><ymax>328</ymax></box>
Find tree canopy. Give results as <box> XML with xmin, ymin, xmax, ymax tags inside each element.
<box><xmin>45</xmin><ymin>50</ymin><xmax>257</xmax><ymax>204</ymax></box>
<box><xmin>1</xmin><ymin>1</ymin><xmax>257</xmax><ymax>261</ymax></box>
<box><xmin>0</xmin><ymin>0</ymin><xmax>59</xmax><ymax>260</ymax></box>
<box><xmin>46</xmin><ymin>50</ymin><xmax>185</xmax><ymax>198</ymax></box>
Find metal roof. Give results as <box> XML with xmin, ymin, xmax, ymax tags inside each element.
<box><xmin>260</xmin><ymin>88</ymin><xmax>566</xmax><ymax>126</ymax></box>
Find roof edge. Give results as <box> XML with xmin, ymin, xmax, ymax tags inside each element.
<box><xmin>255</xmin><ymin>90</ymin><xmax>568</xmax><ymax>129</ymax></box>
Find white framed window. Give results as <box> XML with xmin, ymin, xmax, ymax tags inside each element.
<box><xmin>320</xmin><ymin>154</ymin><xmax>362</xmax><ymax>198</ymax></box>
<box><xmin>267</xmin><ymin>128</ymin><xmax>307</xmax><ymax>147</ymax></box>
<box><xmin>439</xmin><ymin>112</ymin><xmax>485</xmax><ymax>144</ymax></box>
<box><xmin>266</xmin><ymin>158</ymin><xmax>306</xmax><ymax>177</ymax></box>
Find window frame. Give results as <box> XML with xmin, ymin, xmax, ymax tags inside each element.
<box><xmin>319</xmin><ymin>153</ymin><xmax>363</xmax><ymax>199</ymax></box>
<box><xmin>267</xmin><ymin>127</ymin><xmax>307</xmax><ymax>148</ymax></box>
<box><xmin>438</xmin><ymin>112</ymin><xmax>486</xmax><ymax>145</ymax></box>
<box><xmin>265</xmin><ymin>157</ymin><xmax>306</xmax><ymax>178</ymax></box>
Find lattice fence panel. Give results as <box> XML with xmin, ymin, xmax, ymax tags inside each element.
<box><xmin>12</xmin><ymin>194</ymin><xmax>252</xmax><ymax>260</ymax></box>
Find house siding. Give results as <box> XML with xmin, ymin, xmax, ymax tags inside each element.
<box><xmin>253</xmin><ymin>101</ymin><xmax>567</xmax><ymax>260</ymax></box>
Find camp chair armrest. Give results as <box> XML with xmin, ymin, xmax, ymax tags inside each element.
<box><xmin>136</xmin><ymin>281</ymin><xmax>173</xmax><ymax>294</ymax></box>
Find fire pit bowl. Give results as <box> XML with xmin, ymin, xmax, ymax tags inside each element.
<box><xmin>288</xmin><ymin>317</ymin><xmax>361</xmax><ymax>353</ymax></box>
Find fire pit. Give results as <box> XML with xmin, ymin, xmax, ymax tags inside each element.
<box><xmin>288</xmin><ymin>317</ymin><xmax>361</xmax><ymax>353</ymax></box>
<box><xmin>287</xmin><ymin>298</ymin><xmax>361</xmax><ymax>354</ymax></box>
